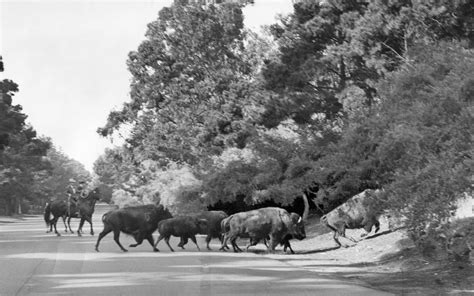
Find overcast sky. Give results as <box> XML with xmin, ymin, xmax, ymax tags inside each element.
<box><xmin>0</xmin><ymin>0</ymin><xmax>293</xmax><ymax>172</ymax></box>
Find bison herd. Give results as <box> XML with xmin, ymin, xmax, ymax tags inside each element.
<box><xmin>94</xmin><ymin>205</ymin><xmax>307</xmax><ymax>253</ymax></box>
<box><xmin>92</xmin><ymin>189</ymin><xmax>384</xmax><ymax>254</ymax></box>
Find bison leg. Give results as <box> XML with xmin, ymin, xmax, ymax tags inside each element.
<box><xmin>374</xmin><ymin>220</ymin><xmax>380</xmax><ymax>233</ymax></box>
<box><xmin>95</xmin><ymin>226</ymin><xmax>112</xmax><ymax>252</ymax></box>
<box><xmin>130</xmin><ymin>233</ymin><xmax>144</xmax><ymax>248</ymax></box>
<box><xmin>332</xmin><ymin>230</ymin><xmax>343</xmax><ymax>247</ymax></box>
<box><xmin>337</xmin><ymin>224</ymin><xmax>357</xmax><ymax>246</ymax></box>
<box><xmin>225</xmin><ymin>233</ymin><xmax>239</xmax><ymax>252</ymax></box>
<box><xmin>268</xmin><ymin>235</ymin><xmax>282</xmax><ymax>253</ymax></box>
<box><xmin>346</xmin><ymin>235</ymin><xmax>358</xmax><ymax>243</ymax></box>
<box><xmin>361</xmin><ymin>219</ymin><xmax>381</xmax><ymax>238</ymax></box>
<box><xmin>189</xmin><ymin>235</ymin><xmax>201</xmax><ymax>251</ymax></box>
<box><xmin>283</xmin><ymin>240</ymin><xmax>294</xmax><ymax>254</ymax></box>
<box><xmin>230</xmin><ymin>236</ymin><xmax>242</xmax><ymax>252</ymax></box>
<box><xmin>164</xmin><ymin>236</ymin><xmax>174</xmax><ymax>252</ymax></box>
<box><xmin>178</xmin><ymin>237</ymin><xmax>188</xmax><ymax>249</ymax></box>
<box><xmin>245</xmin><ymin>238</ymin><xmax>259</xmax><ymax>252</ymax></box>
<box><xmin>263</xmin><ymin>238</ymin><xmax>269</xmax><ymax>248</ymax></box>
<box><xmin>336</xmin><ymin>225</ymin><xmax>358</xmax><ymax>247</ymax></box>
<box><xmin>145</xmin><ymin>234</ymin><xmax>158</xmax><ymax>252</ymax></box>
<box><xmin>205</xmin><ymin>235</ymin><xmax>212</xmax><ymax>250</ymax></box>
<box><xmin>327</xmin><ymin>222</ymin><xmax>347</xmax><ymax>247</ymax></box>
<box><xmin>361</xmin><ymin>218</ymin><xmax>374</xmax><ymax>237</ymax></box>
<box><xmin>153</xmin><ymin>234</ymin><xmax>163</xmax><ymax>251</ymax></box>
<box><xmin>113</xmin><ymin>229</ymin><xmax>128</xmax><ymax>252</ymax></box>
<box><xmin>220</xmin><ymin>233</ymin><xmax>229</xmax><ymax>251</ymax></box>
<box><xmin>218</xmin><ymin>234</ymin><xmax>230</xmax><ymax>250</ymax></box>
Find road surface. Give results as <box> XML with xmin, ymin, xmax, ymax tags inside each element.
<box><xmin>0</xmin><ymin>207</ymin><xmax>392</xmax><ymax>295</ymax></box>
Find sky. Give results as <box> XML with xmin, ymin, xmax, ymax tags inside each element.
<box><xmin>0</xmin><ymin>0</ymin><xmax>293</xmax><ymax>172</ymax></box>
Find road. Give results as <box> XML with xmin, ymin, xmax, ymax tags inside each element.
<box><xmin>0</xmin><ymin>207</ymin><xmax>392</xmax><ymax>296</ymax></box>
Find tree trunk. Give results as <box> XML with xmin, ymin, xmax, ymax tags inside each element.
<box><xmin>302</xmin><ymin>193</ymin><xmax>309</xmax><ymax>221</ymax></box>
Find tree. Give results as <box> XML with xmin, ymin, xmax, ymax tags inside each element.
<box><xmin>313</xmin><ymin>42</ymin><xmax>473</xmax><ymax>240</ymax></box>
<box><xmin>261</xmin><ymin>0</ymin><xmax>474</xmax><ymax>127</ymax></box>
<box><xmin>37</xmin><ymin>145</ymin><xmax>91</xmax><ymax>203</ymax></box>
<box><xmin>0</xmin><ymin>63</ymin><xmax>52</xmax><ymax>215</ymax></box>
<box><xmin>99</xmin><ymin>2</ymin><xmax>257</xmax><ymax>166</ymax></box>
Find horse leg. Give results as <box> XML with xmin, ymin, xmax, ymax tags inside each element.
<box><xmin>52</xmin><ymin>217</ymin><xmax>60</xmax><ymax>236</ymax></box>
<box><xmin>62</xmin><ymin>216</ymin><xmax>68</xmax><ymax>232</ymax></box>
<box><xmin>77</xmin><ymin>218</ymin><xmax>85</xmax><ymax>237</ymax></box>
<box><xmin>88</xmin><ymin>216</ymin><xmax>94</xmax><ymax>235</ymax></box>
<box><xmin>67</xmin><ymin>216</ymin><xmax>74</xmax><ymax>234</ymax></box>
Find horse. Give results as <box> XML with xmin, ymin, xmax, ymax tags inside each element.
<box><xmin>44</xmin><ymin>188</ymin><xmax>101</xmax><ymax>236</ymax></box>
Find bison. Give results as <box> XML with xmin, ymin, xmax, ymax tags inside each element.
<box><xmin>154</xmin><ymin>216</ymin><xmax>209</xmax><ymax>252</ymax></box>
<box><xmin>95</xmin><ymin>204</ymin><xmax>172</xmax><ymax>252</ymax></box>
<box><xmin>320</xmin><ymin>189</ymin><xmax>383</xmax><ymax>247</ymax></box>
<box><xmin>178</xmin><ymin>211</ymin><xmax>229</xmax><ymax>250</ymax></box>
<box><xmin>221</xmin><ymin>207</ymin><xmax>306</xmax><ymax>253</ymax></box>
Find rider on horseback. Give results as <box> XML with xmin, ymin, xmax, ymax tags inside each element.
<box><xmin>66</xmin><ymin>179</ymin><xmax>85</xmax><ymax>218</ymax></box>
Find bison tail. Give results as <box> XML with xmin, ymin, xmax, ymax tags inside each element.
<box><xmin>221</xmin><ymin>217</ymin><xmax>230</xmax><ymax>234</ymax></box>
<box><xmin>101</xmin><ymin>212</ymin><xmax>109</xmax><ymax>223</ymax></box>
<box><xmin>44</xmin><ymin>202</ymin><xmax>51</xmax><ymax>226</ymax></box>
<box><xmin>320</xmin><ymin>215</ymin><xmax>328</xmax><ymax>225</ymax></box>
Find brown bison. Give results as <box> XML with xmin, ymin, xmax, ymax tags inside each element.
<box><xmin>95</xmin><ymin>204</ymin><xmax>172</xmax><ymax>252</ymax></box>
<box><xmin>221</xmin><ymin>207</ymin><xmax>306</xmax><ymax>253</ymax></box>
<box><xmin>320</xmin><ymin>189</ymin><xmax>383</xmax><ymax>247</ymax></box>
<box><xmin>155</xmin><ymin>216</ymin><xmax>209</xmax><ymax>252</ymax></box>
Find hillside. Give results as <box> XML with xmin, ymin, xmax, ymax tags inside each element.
<box><xmin>263</xmin><ymin>215</ymin><xmax>474</xmax><ymax>295</ymax></box>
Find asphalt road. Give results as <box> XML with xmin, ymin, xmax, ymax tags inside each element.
<box><xmin>0</xmin><ymin>207</ymin><xmax>392</xmax><ymax>296</ymax></box>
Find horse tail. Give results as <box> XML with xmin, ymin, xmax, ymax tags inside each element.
<box><xmin>44</xmin><ymin>202</ymin><xmax>51</xmax><ymax>226</ymax></box>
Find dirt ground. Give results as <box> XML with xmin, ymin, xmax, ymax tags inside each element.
<box><xmin>264</xmin><ymin>215</ymin><xmax>474</xmax><ymax>295</ymax></box>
